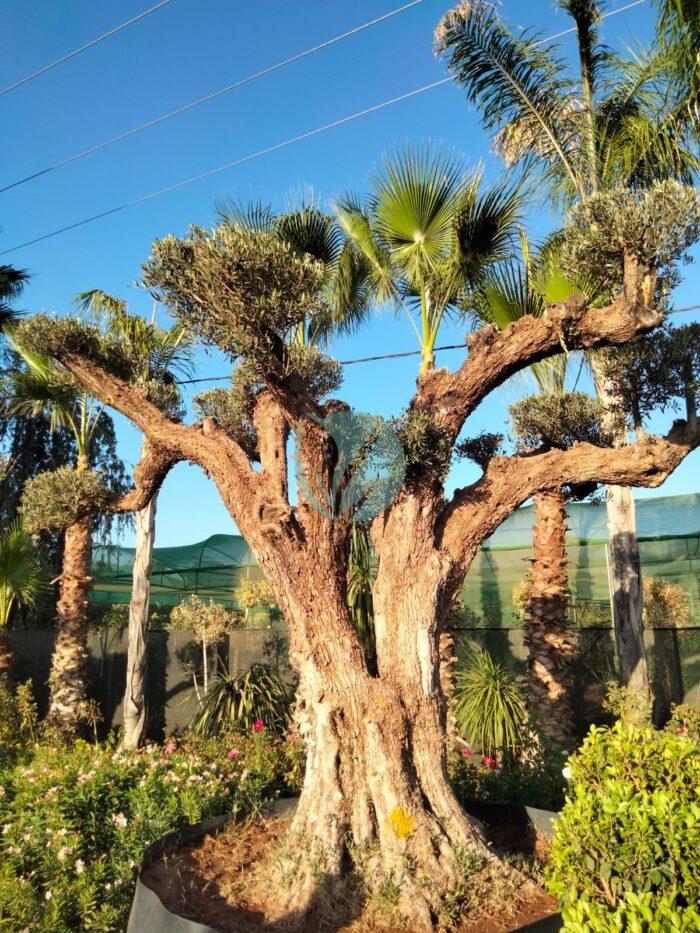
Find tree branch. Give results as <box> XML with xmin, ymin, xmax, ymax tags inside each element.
<box><xmin>413</xmin><ymin>256</ymin><xmax>660</xmax><ymax>439</ymax></box>
<box><xmin>111</xmin><ymin>437</ymin><xmax>178</xmax><ymax>513</ymax></box>
<box><xmin>439</xmin><ymin>417</ymin><xmax>700</xmax><ymax>569</ymax></box>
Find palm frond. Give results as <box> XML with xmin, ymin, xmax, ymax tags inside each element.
<box><xmin>0</xmin><ymin>265</ymin><xmax>29</xmax><ymax>304</ymax></box>
<box><xmin>451</xmin><ymin>177</ymin><xmax>523</xmax><ymax>288</ymax></box>
<box><xmin>437</xmin><ymin>0</ymin><xmax>582</xmax><ymax>198</ymax></box>
<box><xmin>215</xmin><ymin>197</ymin><xmax>275</xmax><ymax>233</ymax></box>
<box><xmin>74</xmin><ymin>289</ymin><xmax>127</xmax><ymax>324</ymax></box>
<box><xmin>274</xmin><ymin>206</ymin><xmax>343</xmax><ymax>265</ymax></box>
<box><xmin>0</xmin><ymin>521</ymin><xmax>46</xmax><ymax>623</ymax></box>
<box><xmin>334</xmin><ymin>195</ymin><xmax>394</xmax><ymax>303</ymax></box>
<box><xmin>315</xmin><ymin>242</ymin><xmax>374</xmax><ymax>341</ymax></box>
<box><xmin>3</xmin><ymin>367</ymin><xmax>79</xmax><ymax>432</ymax></box>
<box><xmin>369</xmin><ymin>146</ymin><xmax>464</xmax><ymax>282</ymax></box>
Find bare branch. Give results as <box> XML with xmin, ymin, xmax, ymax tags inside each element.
<box><xmin>439</xmin><ymin>417</ymin><xmax>700</xmax><ymax>568</ymax></box>
<box><xmin>414</xmin><ymin>257</ymin><xmax>660</xmax><ymax>439</ymax></box>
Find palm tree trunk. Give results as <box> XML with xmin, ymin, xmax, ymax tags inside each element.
<box><xmin>524</xmin><ymin>489</ymin><xmax>576</xmax><ymax>747</ymax></box>
<box><xmin>592</xmin><ymin>360</ymin><xmax>650</xmax><ymax>694</ymax></box>
<box><xmin>46</xmin><ymin>514</ymin><xmax>93</xmax><ymax>733</ymax></box>
<box><xmin>122</xmin><ymin>491</ymin><xmax>157</xmax><ymax>749</ymax></box>
<box><xmin>0</xmin><ymin>629</ymin><xmax>13</xmax><ymax>683</ymax></box>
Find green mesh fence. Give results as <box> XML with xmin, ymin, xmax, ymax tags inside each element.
<box><xmin>91</xmin><ymin>493</ymin><xmax>700</xmax><ymax>627</ymax></box>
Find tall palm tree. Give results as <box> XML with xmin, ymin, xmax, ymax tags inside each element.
<box><xmin>0</xmin><ymin>521</ymin><xmax>45</xmax><ymax>679</ymax></box>
<box><xmin>4</xmin><ymin>347</ymin><xmax>110</xmax><ymax>730</ymax></box>
<box><xmin>334</xmin><ymin>146</ymin><xmax>522</xmax><ymax>373</ymax></box>
<box><xmin>75</xmin><ymin>289</ymin><xmax>193</xmax><ymax>748</ymax></box>
<box><xmin>467</xmin><ymin>237</ymin><xmax>582</xmax><ymax>744</ymax></box>
<box><xmin>437</xmin><ymin>0</ymin><xmax>699</xmax><ymax>694</ymax></box>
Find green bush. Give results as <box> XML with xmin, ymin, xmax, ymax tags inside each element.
<box><xmin>449</xmin><ymin>738</ymin><xmax>567</xmax><ymax>812</ymax></box>
<box><xmin>0</xmin><ymin>729</ymin><xmax>298</xmax><ymax>931</ymax></box>
<box><xmin>547</xmin><ymin>719</ymin><xmax>700</xmax><ymax>930</ymax></box>
<box><xmin>191</xmin><ymin>663</ymin><xmax>292</xmax><ymax>737</ymax></box>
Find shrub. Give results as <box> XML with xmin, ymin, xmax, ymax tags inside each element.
<box><xmin>0</xmin><ymin>731</ymin><xmax>294</xmax><ymax>931</ymax></box>
<box><xmin>191</xmin><ymin>663</ymin><xmax>292</xmax><ymax>737</ymax></box>
<box><xmin>643</xmin><ymin>577</ymin><xmax>691</xmax><ymax>628</ymax></box>
<box><xmin>452</xmin><ymin>648</ymin><xmax>527</xmax><ymax>759</ymax></box>
<box><xmin>449</xmin><ymin>736</ymin><xmax>567</xmax><ymax>812</ymax></box>
<box><xmin>20</xmin><ymin>467</ymin><xmax>113</xmax><ymax>533</ymax></box>
<box><xmin>547</xmin><ymin>719</ymin><xmax>700</xmax><ymax>930</ymax></box>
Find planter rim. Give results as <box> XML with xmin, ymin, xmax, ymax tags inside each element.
<box><xmin>127</xmin><ymin>801</ymin><xmax>562</xmax><ymax>933</ymax></box>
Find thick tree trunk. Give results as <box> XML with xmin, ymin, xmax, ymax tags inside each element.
<box><xmin>234</xmin><ymin>493</ymin><xmax>501</xmax><ymax>931</ymax></box>
<box><xmin>122</xmin><ymin>492</ymin><xmax>157</xmax><ymax>749</ymax></box>
<box><xmin>46</xmin><ymin>515</ymin><xmax>93</xmax><ymax>733</ymax></box>
<box><xmin>524</xmin><ymin>490</ymin><xmax>576</xmax><ymax>747</ymax></box>
<box><xmin>592</xmin><ymin>359</ymin><xmax>650</xmax><ymax>694</ymax></box>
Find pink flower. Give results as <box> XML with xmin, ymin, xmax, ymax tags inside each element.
<box><xmin>678</xmin><ymin>727</ymin><xmax>688</xmax><ymax>737</ymax></box>
<box><xmin>253</xmin><ymin>720</ymin><xmax>264</xmax><ymax>732</ymax></box>
<box><xmin>482</xmin><ymin>755</ymin><xmax>499</xmax><ymax>770</ymax></box>
<box><xmin>461</xmin><ymin>748</ymin><xmax>473</xmax><ymax>757</ymax></box>
<box><xmin>227</xmin><ymin>749</ymin><xmax>239</xmax><ymax>759</ymax></box>
<box><xmin>164</xmin><ymin>742</ymin><xmax>177</xmax><ymax>755</ymax></box>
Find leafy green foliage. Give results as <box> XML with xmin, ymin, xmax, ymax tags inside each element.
<box><xmin>449</xmin><ymin>736</ymin><xmax>567</xmax><ymax>811</ymax></box>
<box><xmin>0</xmin><ymin>264</ymin><xmax>29</xmax><ymax>333</ymax></box>
<box><xmin>191</xmin><ymin>663</ymin><xmax>292</xmax><ymax>737</ymax></box>
<box><xmin>547</xmin><ymin>719</ymin><xmax>700</xmax><ymax>928</ymax></box>
<box><xmin>142</xmin><ymin>224</ymin><xmax>326</xmax><ymax>363</ymax></box>
<box><xmin>509</xmin><ymin>391</ymin><xmax>604</xmax><ymax>450</ymax></box>
<box><xmin>562</xmin><ymin>181</ymin><xmax>700</xmax><ymax>303</ymax></box>
<box><xmin>456</xmin><ymin>431</ymin><xmax>504</xmax><ymax>470</ymax></box>
<box><xmin>0</xmin><ymin>522</ymin><xmax>45</xmax><ymax>627</ymax></box>
<box><xmin>395</xmin><ymin>409</ymin><xmax>453</xmax><ymax>480</ymax></box>
<box><xmin>0</xmin><ymin>731</ymin><xmax>295</xmax><ymax>931</ymax></box>
<box><xmin>452</xmin><ymin>648</ymin><xmax>527</xmax><ymax>759</ymax></box>
<box><xmin>20</xmin><ymin>467</ymin><xmax>113</xmax><ymax>533</ymax></box>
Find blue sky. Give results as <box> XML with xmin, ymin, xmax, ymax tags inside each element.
<box><xmin>2</xmin><ymin>0</ymin><xmax>698</xmax><ymax>546</ymax></box>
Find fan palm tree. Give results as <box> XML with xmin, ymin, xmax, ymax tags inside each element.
<box><xmin>334</xmin><ymin>146</ymin><xmax>522</xmax><ymax>373</ymax></box>
<box><xmin>0</xmin><ymin>521</ymin><xmax>45</xmax><ymax>679</ymax></box>
<box><xmin>437</xmin><ymin>0</ymin><xmax>699</xmax><ymax>694</ymax></box>
<box><xmin>3</xmin><ymin>344</ymin><xmax>111</xmax><ymax>730</ymax></box>
<box><xmin>75</xmin><ymin>288</ymin><xmax>194</xmax><ymax>748</ymax></box>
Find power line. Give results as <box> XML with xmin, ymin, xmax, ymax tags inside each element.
<box><xmin>1</xmin><ymin>1</ymin><xmax>425</xmax><ymax>194</ymax></box>
<box><xmin>0</xmin><ymin>0</ymin><xmax>647</xmax><ymax>257</ymax></box>
<box><xmin>177</xmin><ymin>301</ymin><xmax>700</xmax><ymax>385</ymax></box>
<box><xmin>0</xmin><ymin>0</ymin><xmax>176</xmax><ymax>98</ymax></box>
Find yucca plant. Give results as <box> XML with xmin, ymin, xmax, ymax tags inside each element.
<box><xmin>191</xmin><ymin>663</ymin><xmax>292</xmax><ymax>737</ymax></box>
<box><xmin>452</xmin><ymin>648</ymin><xmax>527</xmax><ymax>761</ymax></box>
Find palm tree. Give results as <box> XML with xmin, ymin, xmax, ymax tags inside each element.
<box><xmin>466</xmin><ymin>237</ymin><xmax>583</xmax><ymax>744</ymax></box>
<box><xmin>0</xmin><ymin>521</ymin><xmax>44</xmax><ymax>679</ymax></box>
<box><xmin>4</xmin><ymin>344</ymin><xmax>113</xmax><ymax>731</ymax></box>
<box><xmin>75</xmin><ymin>289</ymin><xmax>193</xmax><ymax>748</ymax></box>
<box><xmin>437</xmin><ymin>0</ymin><xmax>699</xmax><ymax>694</ymax></box>
<box><xmin>334</xmin><ymin>146</ymin><xmax>522</xmax><ymax>373</ymax></box>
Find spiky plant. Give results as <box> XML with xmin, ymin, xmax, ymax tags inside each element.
<box><xmin>452</xmin><ymin>648</ymin><xmax>527</xmax><ymax>760</ymax></box>
<box><xmin>191</xmin><ymin>663</ymin><xmax>292</xmax><ymax>737</ymax></box>
<box><xmin>0</xmin><ymin>521</ymin><xmax>45</xmax><ymax>677</ymax></box>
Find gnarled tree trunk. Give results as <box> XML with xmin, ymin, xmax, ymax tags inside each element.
<box><xmin>46</xmin><ymin>514</ymin><xmax>92</xmax><ymax>732</ymax></box>
<box><xmin>122</xmin><ymin>491</ymin><xmax>157</xmax><ymax>749</ymax></box>
<box><xmin>592</xmin><ymin>360</ymin><xmax>650</xmax><ymax>694</ymax></box>
<box><xmin>524</xmin><ymin>490</ymin><xmax>576</xmax><ymax>747</ymax></box>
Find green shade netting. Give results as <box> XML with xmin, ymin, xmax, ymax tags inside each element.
<box><xmin>91</xmin><ymin>493</ymin><xmax>700</xmax><ymax>626</ymax></box>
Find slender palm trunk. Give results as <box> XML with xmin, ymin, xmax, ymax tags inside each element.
<box><xmin>122</xmin><ymin>492</ymin><xmax>157</xmax><ymax>749</ymax></box>
<box><xmin>592</xmin><ymin>360</ymin><xmax>650</xmax><ymax>694</ymax></box>
<box><xmin>0</xmin><ymin>602</ymin><xmax>13</xmax><ymax>683</ymax></box>
<box><xmin>524</xmin><ymin>489</ymin><xmax>576</xmax><ymax>747</ymax></box>
<box><xmin>46</xmin><ymin>513</ymin><xmax>93</xmax><ymax>732</ymax></box>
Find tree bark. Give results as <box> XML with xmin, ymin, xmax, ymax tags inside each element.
<box><xmin>46</xmin><ymin>515</ymin><xmax>93</xmax><ymax>733</ymax></box>
<box><xmin>524</xmin><ymin>490</ymin><xmax>576</xmax><ymax>747</ymax></box>
<box><xmin>0</xmin><ymin>627</ymin><xmax>13</xmax><ymax>683</ymax></box>
<box><xmin>592</xmin><ymin>358</ymin><xmax>651</xmax><ymax>694</ymax></box>
<box><xmin>122</xmin><ymin>491</ymin><xmax>157</xmax><ymax>749</ymax></box>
